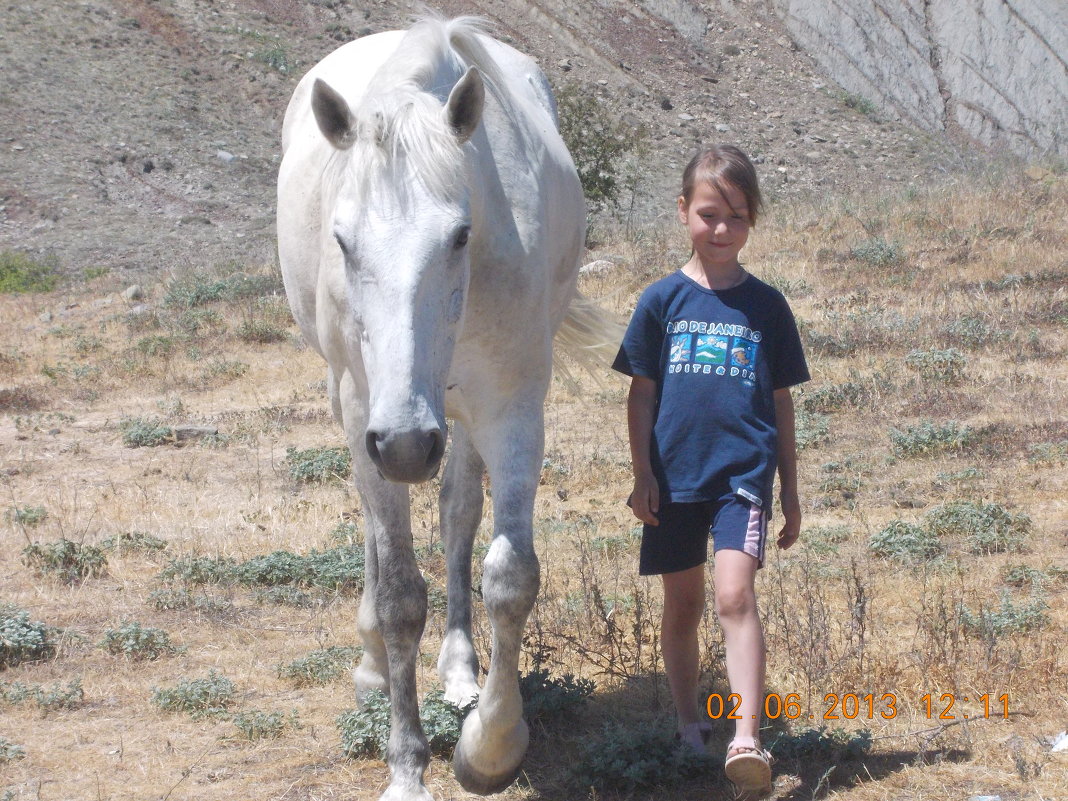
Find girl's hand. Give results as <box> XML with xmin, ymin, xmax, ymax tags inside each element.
<box><xmin>777</xmin><ymin>487</ymin><xmax>801</xmax><ymax>549</ymax></box>
<box><xmin>631</xmin><ymin>472</ymin><xmax>660</xmax><ymax>526</ymax></box>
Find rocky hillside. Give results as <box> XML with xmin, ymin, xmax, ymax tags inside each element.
<box><xmin>770</xmin><ymin>0</ymin><xmax>1068</xmax><ymax>159</ymax></box>
<box><xmin>0</xmin><ymin>0</ymin><xmax>997</xmax><ymax>275</ymax></box>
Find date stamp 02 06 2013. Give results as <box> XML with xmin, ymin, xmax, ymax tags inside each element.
<box><xmin>705</xmin><ymin>692</ymin><xmax>1013</xmax><ymax>722</ymax></box>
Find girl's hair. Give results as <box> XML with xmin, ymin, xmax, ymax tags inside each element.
<box><xmin>680</xmin><ymin>145</ymin><xmax>763</xmax><ymax>226</ymax></box>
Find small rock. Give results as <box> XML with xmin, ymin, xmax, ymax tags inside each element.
<box><xmin>716</xmin><ymin>123</ymin><xmax>731</xmax><ymax>132</ymax></box>
<box><xmin>558</xmin><ymin>58</ymin><xmax>572</xmax><ymax>71</ymax></box>
<box><xmin>660</xmin><ymin>97</ymin><xmax>674</xmax><ymax>111</ymax></box>
<box><xmin>39</xmin><ymin>310</ymin><xmax>53</xmax><ymax>323</ymax></box>
<box><xmin>678</xmin><ymin>113</ymin><xmax>695</xmax><ymax>121</ymax></box>
<box><xmin>122</xmin><ymin>285</ymin><xmax>143</xmax><ymax>302</ymax></box>
<box><xmin>216</xmin><ymin>150</ymin><xmax>236</xmax><ymax>163</ymax></box>
<box><xmin>580</xmin><ymin>260</ymin><xmax>617</xmax><ymax>276</ymax></box>
<box><xmin>173</xmin><ymin>424</ymin><xmax>219</xmax><ymax>443</ymax></box>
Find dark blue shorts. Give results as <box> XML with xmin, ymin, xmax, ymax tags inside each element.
<box><xmin>638</xmin><ymin>491</ymin><xmax>768</xmax><ymax>576</ymax></box>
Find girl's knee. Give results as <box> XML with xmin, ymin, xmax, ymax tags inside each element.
<box><xmin>714</xmin><ymin>584</ymin><xmax>756</xmax><ymax>620</ymax></box>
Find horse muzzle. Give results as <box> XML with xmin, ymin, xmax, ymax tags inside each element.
<box><xmin>365</xmin><ymin>425</ymin><xmax>446</xmax><ymax>483</ymax></box>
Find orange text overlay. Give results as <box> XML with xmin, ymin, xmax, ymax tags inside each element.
<box><xmin>705</xmin><ymin>692</ymin><xmax>1012</xmax><ymax>721</ymax></box>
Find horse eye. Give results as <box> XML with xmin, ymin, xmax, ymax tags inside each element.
<box><xmin>454</xmin><ymin>226</ymin><xmax>470</xmax><ymax>249</ymax></box>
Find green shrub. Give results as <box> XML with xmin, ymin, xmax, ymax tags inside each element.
<box><xmin>157</xmin><ymin>555</ymin><xmax>237</xmax><ymax>585</ymax></box>
<box><xmin>148</xmin><ymin>588</ymin><xmax>235</xmax><ymax>615</ymax></box>
<box><xmin>573</xmin><ymin>722</ymin><xmax>710</xmax><ymax>790</ymax></box>
<box><xmin>1027</xmin><ymin>440</ymin><xmax>1068</xmax><ymax>466</ymax></box>
<box><xmin>136</xmin><ymin>335</ymin><xmax>175</xmax><ymax>357</ymax></box>
<box><xmin>941</xmin><ymin>314</ymin><xmax>1003</xmax><ymax>349</ymax></box>
<box><xmin>163</xmin><ymin>268</ymin><xmax>283</xmax><ymax>309</ymax></box>
<box><xmin>0</xmin><ymin>251</ymin><xmax>58</xmax><ymax>293</ymax></box>
<box><xmin>795</xmin><ymin>410</ymin><xmax>830</xmax><ymax>451</ymax></box>
<box><xmin>0</xmin><ymin>737</ymin><xmax>26</xmax><ymax>762</ymax></box>
<box><xmin>960</xmin><ymin>592</ymin><xmax>1049</xmax><ymax>635</ymax></box>
<box><xmin>519</xmin><ymin>667</ymin><xmax>595</xmax><ymax>721</ymax></box>
<box><xmin>22</xmin><ymin>539</ymin><xmax>108</xmax><ymax>583</ymax></box>
<box><xmin>850</xmin><ymin>237</ymin><xmax>902</xmax><ymax>268</ymax></box>
<box><xmin>1</xmin><ymin>678</ymin><xmax>83</xmax><ymax>711</ymax></box>
<box><xmin>904</xmin><ymin>348</ymin><xmax>966</xmax><ymax>383</ymax></box>
<box><xmin>101</xmin><ymin>531</ymin><xmax>168</xmax><ymax>554</ymax></box>
<box><xmin>924</xmin><ymin>501</ymin><xmax>1030</xmax><ymax>555</ymax></box>
<box><xmin>0</xmin><ymin>606</ymin><xmax>56</xmax><ymax>668</ymax></box>
<box><xmin>277</xmin><ymin>645</ymin><xmax>362</xmax><ymax>686</ymax></box>
<box><xmin>100</xmin><ymin>621</ymin><xmax>179</xmax><ymax>660</ymax></box>
<box><xmin>286</xmin><ymin>446</ymin><xmax>352</xmax><ymax>484</ymax></box>
<box><xmin>119</xmin><ymin>416</ymin><xmax>174</xmax><ymax>448</ymax></box>
<box><xmin>869</xmin><ymin>520</ymin><xmax>943</xmax><ymax>563</ymax></box>
<box><xmin>237</xmin><ymin>318</ymin><xmax>287</xmax><ymax>343</ymax></box>
<box><xmin>337</xmin><ymin>690</ymin><xmax>391</xmax><ymax>758</ymax></box>
<box><xmin>234</xmin><ymin>545</ymin><xmax>365</xmax><ymax>592</ymax></box>
<box><xmin>151</xmin><ymin>671</ymin><xmax>236</xmax><ymax>719</ymax></box>
<box><xmin>252</xmin><ymin>586</ymin><xmax>314</xmax><ymax>607</ymax></box>
<box><xmin>554</xmin><ymin>82</ymin><xmax>647</xmax><ymax>214</ymax></box>
<box><xmin>7</xmin><ymin>505</ymin><xmax>46</xmax><ymax>527</ymax></box>
<box><xmin>889</xmin><ymin>421</ymin><xmax>975</xmax><ymax>457</ymax></box>
<box><xmin>801</xmin><ymin>525</ymin><xmax>852</xmax><ymax>555</ymax></box>
<box><xmin>767</xmin><ymin>726</ymin><xmax>872</xmax><ymax>761</ymax></box>
<box><xmin>338</xmin><ymin>689</ymin><xmax>473</xmax><ymax>759</ymax></box>
<box><xmin>232</xmin><ymin>708</ymin><xmax>299</xmax><ymax>739</ymax></box>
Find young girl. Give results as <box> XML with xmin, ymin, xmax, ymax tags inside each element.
<box><xmin>612</xmin><ymin>145</ymin><xmax>808</xmax><ymax>797</ymax></box>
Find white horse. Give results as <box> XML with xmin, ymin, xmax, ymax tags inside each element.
<box><xmin>277</xmin><ymin>16</ymin><xmax>612</xmax><ymax>801</ymax></box>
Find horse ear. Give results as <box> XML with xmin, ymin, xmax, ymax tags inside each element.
<box><xmin>312</xmin><ymin>78</ymin><xmax>356</xmax><ymax>150</ymax></box>
<box><xmin>445</xmin><ymin>67</ymin><xmax>484</xmax><ymax>144</ymax></box>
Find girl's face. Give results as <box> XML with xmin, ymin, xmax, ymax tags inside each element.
<box><xmin>678</xmin><ymin>180</ymin><xmax>751</xmax><ymax>270</ymax></box>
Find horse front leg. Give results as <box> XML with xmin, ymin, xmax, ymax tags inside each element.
<box><xmin>339</xmin><ymin>370</ymin><xmax>432</xmax><ymax>801</ymax></box>
<box><xmin>452</xmin><ymin>404</ymin><xmax>542</xmax><ymax>795</ymax></box>
<box><xmin>437</xmin><ymin>422</ymin><xmax>484</xmax><ymax>706</ymax></box>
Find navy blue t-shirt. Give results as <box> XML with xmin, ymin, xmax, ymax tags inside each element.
<box><xmin>612</xmin><ymin>271</ymin><xmax>809</xmax><ymax>508</ymax></box>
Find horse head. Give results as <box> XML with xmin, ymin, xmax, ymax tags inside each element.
<box><xmin>311</xmin><ymin>65</ymin><xmax>484</xmax><ymax>483</ymax></box>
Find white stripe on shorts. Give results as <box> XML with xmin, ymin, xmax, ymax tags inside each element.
<box><xmin>744</xmin><ymin>503</ymin><xmax>767</xmax><ymax>564</ymax></box>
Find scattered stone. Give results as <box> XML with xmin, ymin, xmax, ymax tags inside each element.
<box><xmin>122</xmin><ymin>285</ymin><xmax>144</xmax><ymax>302</ymax></box>
<box><xmin>557</xmin><ymin>58</ymin><xmax>571</xmax><ymax>71</ymax></box>
<box><xmin>660</xmin><ymin>97</ymin><xmax>674</xmax><ymax>110</ymax></box>
<box><xmin>39</xmin><ymin>310</ymin><xmax>53</xmax><ymax>323</ymax></box>
<box><xmin>173</xmin><ymin>424</ymin><xmax>219</xmax><ymax>443</ymax></box>
<box><xmin>716</xmin><ymin>123</ymin><xmax>731</xmax><ymax>132</ymax></box>
<box><xmin>580</xmin><ymin>260</ymin><xmax>617</xmax><ymax>276</ymax></box>
<box><xmin>216</xmin><ymin>150</ymin><xmax>236</xmax><ymax>163</ymax></box>
<box><xmin>678</xmin><ymin>113</ymin><xmax>695</xmax><ymax>121</ymax></box>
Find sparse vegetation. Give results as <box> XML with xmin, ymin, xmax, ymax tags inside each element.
<box><xmin>338</xmin><ymin>689</ymin><xmax>473</xmax><ymax>760</ymax></box>
<box><xmin>277</xmin><ymin>645</ymin><xmax>362</xmax><ymax>686</ymax></box>
<box><xmin>119</xmin><ymin>416</ymin><xmax>174</xmax><ymax>447</ymax></box>
<box><xmin>100</xmin><ymin>621</ymin><xmax>180</xmax><ymax>660</ymax></box>
<box><xmin>0</xmin><ymin>605</ymin><xmax>56</xmax><ymax>668</ymax></box>
<box><xmin>1</xmin><ymin>167</ymin><xmax>1065</xmax><ymax>801</ymax></box>
<box><xmin>285</xmin><ymin>445</ymin><xmax>352</xmax><ymax>484</ymax></box>
<box><xmin>22</xmin><ymin>539</ymin><xmax>108</xmax><ymax>583</ymax></box>
<box><xmin>151</xmin><ymin>670</ymin><xmax>236</xmax><ymax>719</ymax></box>
<box><xmin>0</xmin><ymin>250</ymin><xmax>59</xmax><ymax>293</ymax></box>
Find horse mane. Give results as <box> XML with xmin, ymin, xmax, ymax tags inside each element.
<box><xmin>347</xmin><ymin>15</ymin><xmax>509</xmax><ymax>203</ymax></box>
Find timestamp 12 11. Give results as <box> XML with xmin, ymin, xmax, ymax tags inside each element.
<box><xmin>921</xmin><ymin>693</ymin><xmax>1010</xmax><ymax>719</ymax></box>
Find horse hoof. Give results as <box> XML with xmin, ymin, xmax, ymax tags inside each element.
<box><xmin>452</xmin><ymin>748</ymin><xmax>521</xmax><ymax>796</ymax></box>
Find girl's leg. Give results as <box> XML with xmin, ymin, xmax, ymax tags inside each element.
<box><xmin>712</xmin><ymin>549</ymin><xmax>764</xmax><ymax>743</ymax></box>
<box><xmin>660</xmin><ymin>564</ymin><xmax>706</xmax><ymax>728</ymax></box>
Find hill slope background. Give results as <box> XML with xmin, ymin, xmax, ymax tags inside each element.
<box><xmin>0</xmin><ymin>0</ymin><xmax>1004</xmax><ymax>274</ymax></box>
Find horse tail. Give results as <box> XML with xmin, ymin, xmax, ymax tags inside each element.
<box><xmin>553</xmin><ymin>292</ymin><xmax>626</xmax><ymax>391</ymax></box>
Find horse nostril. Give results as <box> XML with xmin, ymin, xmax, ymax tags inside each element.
<box><xmin>426</xmin><ymin>429</ymin><xmax>445</xmax><ymax>466</ymax></box>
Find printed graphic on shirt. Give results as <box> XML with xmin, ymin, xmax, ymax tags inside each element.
<box><xmin>731</xmin><ymin>341</ymin><xmax>757</xmax><ymax>369</ymax></box>
<box><xmin>695</xmin><ymin>335</ymin><xmax>729</xmax><ymax>365</ymax></box>
<box><xmin>670</xmin><ymin>334</ymin><xmax>692</xmax><ymax>363</ymax></box>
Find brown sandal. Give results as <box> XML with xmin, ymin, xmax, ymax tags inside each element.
<box><xmin>724</xmin><ymin>738</ymin><xmax>773</xmax><ymax>799</ymax></box>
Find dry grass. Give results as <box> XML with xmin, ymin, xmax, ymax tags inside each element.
<box><xmin>1</xmin><ymin>171</ymin><xmax>1066</xmax><ymax>801</ymax></box>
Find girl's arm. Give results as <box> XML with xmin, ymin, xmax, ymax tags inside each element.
<box><xmin>774</xmin><ymin>387</ymin><xmax>801</xmax><ymax>549</ymax></box>
<box><xmin>627</xmin><ymin>375</ymin><xmax>660</xmax><ymax>525</ymax></box>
